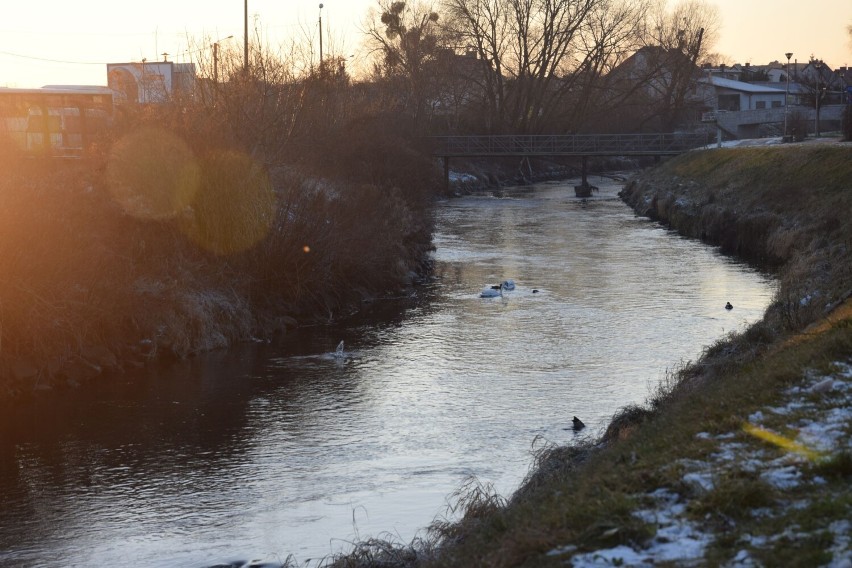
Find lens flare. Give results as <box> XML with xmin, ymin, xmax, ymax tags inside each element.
<box><xmin>106</xmin><ymin>127</ymin><xmax>200</xmax><ymax>220</ymax></box>
<box><xmin>180</xmin><ymin>150</ymin><xmax>276</xmax><ymax>255</ymax></box>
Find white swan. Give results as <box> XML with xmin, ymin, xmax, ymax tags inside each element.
<box><xmin>333</xmin><ymin>340</ymin><xmax>345</xmax><ymax>359</ymax></box>
<box><xmin>480</xmin><ymin>280</ymin><xmax>514</xmax><ymax>298</ymax></box>
<box><xmin>480</xmin><ymin>286</ymin><xmax>503</xmax><ymax>298</ymax></box>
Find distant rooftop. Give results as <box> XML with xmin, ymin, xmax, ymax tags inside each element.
<box><xmin>699</xmin><ymin>76</ymin><xmax>785</xmax><ymax>94</ymax></box>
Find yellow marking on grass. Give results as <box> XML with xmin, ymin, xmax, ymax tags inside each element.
<box><xmin>743</xmin><ymin>423</ymin><xmax>824</xmax><ymax>462</ymax></box>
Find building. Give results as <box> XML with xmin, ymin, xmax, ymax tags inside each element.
<box><xmin>700</xmin><ymin>76</ymin><xmax>786</xmax><ymax>111</ymax></box>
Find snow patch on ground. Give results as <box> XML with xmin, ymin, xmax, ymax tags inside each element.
<box><xmin>559</xmin><ymin>360</ymin><xmax>852</xmax><ymax>566</ymax></box>
<box><xmin>448</xmin><ymin>172</ymin><xmax>479</xmax><ymax>183</ymax></box>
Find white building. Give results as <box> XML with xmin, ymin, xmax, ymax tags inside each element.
<box><xmin>700</xmin><ymin>76</ymin><xmax>787</xmax><ymax>111</ymax></box>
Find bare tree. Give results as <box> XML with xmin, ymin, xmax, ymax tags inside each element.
<box><xmin>440</xmin><ymin>0</ymin><xmax>652</xmax><ymax>133</ymax></box>
<box><xmin>442</xmin><ymin>0</ymin><xmax>597</xmax><ymax>132</ymax></box>
<box><xmin>365</xmin><ymin>1</ymin><xmax>447</xmax><ymax>130</ymax></box>
<box><xmin>639</xmin><ymin>0</ymin><xmax>719</xmax><ymax>130</ymax></box>
<box><xmin>557</xmin><ymin>0</ymin><xmax>651</xmax><ymax>131</ymax></box>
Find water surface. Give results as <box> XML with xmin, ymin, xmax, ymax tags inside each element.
<box><xmin>0</xmin><ymin>177</ymin><xmax>776</xmax><ymax>566</ymax></box>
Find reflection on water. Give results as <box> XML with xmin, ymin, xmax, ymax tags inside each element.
<box><xmin>0</xmin><ymin>177</ymin><xmax>776</xmax><ymax>566</ymax></box>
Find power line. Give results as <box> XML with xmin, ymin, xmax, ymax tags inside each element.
<box><xmin>0</xmin><ymin>49</ymin><xmax>109</xmax><ymax>65</ymax></box>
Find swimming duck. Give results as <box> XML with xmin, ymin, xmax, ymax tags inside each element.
<box><xmin>725</xmin><ymin>302</ymin><xmax>733</xmax><ymax>310</ymax></box>
<box><xmin>572</xmin><ymin>416</ymin><xmax>586</xmax><ymax>430</ymax></box>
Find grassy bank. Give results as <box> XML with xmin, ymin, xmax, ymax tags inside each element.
<box><xmin>329</xmin><ymin>143</ymin><xmax>852</xmax><ymax>567</ymax></box>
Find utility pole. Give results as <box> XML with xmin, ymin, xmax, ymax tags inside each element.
<box><xmin>244</xmin><ymin>0</ymin><xmax>249</xmax><ymax>73</ymax></box>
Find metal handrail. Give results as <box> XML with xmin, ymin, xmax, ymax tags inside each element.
<box><xmin>432</xmin><ymin>133</ymin><xmax>709</xmax><ymax>157</ymax></box>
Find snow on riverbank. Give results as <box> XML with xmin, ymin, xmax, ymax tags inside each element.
<box><xmin>558</xmin><ymin>361</ymin><xmax>852</xmax><ymax>567</ymax></box>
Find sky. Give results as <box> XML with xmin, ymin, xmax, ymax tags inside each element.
<box><xmin>1</xmin><ymin>0</ymin><xmax>850</xmax><ymax>88</ymax></box>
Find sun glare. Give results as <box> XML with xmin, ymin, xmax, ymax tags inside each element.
<box><xmin>106</xmin><ymin>127</ymin><xmax>200</xmax><ymax>220</ymax></box>
<box><xmin>179</xmin><ymin>150</ymin><xmax>276</xmax><ymax>256</ymax></box>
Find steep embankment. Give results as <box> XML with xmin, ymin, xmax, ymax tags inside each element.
<box><xmin>330</xmin><ymin>142</ymin><xmax>852</xmax><ymax>568</ymax></box>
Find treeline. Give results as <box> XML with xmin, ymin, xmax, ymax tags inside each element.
<box><xmin>362</xmin><ymin>0</ymin><xmax>721</xmax><ymax>135</ymax></box>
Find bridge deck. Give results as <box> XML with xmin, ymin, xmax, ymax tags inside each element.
<box><xmin>431</xmin><ymin>133</ymin><xmax>709</xmax><ymax>157</ymax></box>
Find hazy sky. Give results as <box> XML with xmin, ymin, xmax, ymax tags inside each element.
<box><xmin>1</xmin><ymin>0</ymin><xmax>850</xmax><ymax>88</ymax></box>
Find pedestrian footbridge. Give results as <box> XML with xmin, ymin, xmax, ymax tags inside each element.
<box><xmin>431</xmin><ymin>132</ymin><xmax>710</xmax><ymax>191</ymax></box>
<box><xmin>431</xmin><ymin>132</ymin><xmax>709</xmax><ymax>158</ymax></box>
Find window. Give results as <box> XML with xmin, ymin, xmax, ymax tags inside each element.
<box><xmin>756</xmin><ymin>101</ymin><xmax>766</xmax><ymax>109</ymax></box>
<box><xmin>771</xmin><ymin>100</ymin><xmax>782</xmax><ymax>108</ymax></box>
<box><xmin>718</xmin><ymin>94</ymin><xmax>740</xmax><ymax>111</ymax></box>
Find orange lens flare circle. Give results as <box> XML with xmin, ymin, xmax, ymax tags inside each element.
<box><xmin>106</xmin><ymin>127</ymin><xmax>200</xmax><ymax>220</ymax></box>
<box><xmin>180</xmin><ymin>150</ymin><xmax>276</xmax><ymax>256</ymax></box>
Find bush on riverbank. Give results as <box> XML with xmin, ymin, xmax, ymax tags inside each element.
<box><xmin>326</xmin><ymin>143</ymin><xmax>852</xmax><ymax>568</ymax></box>
<box><xmin>0</xmin><ymin>64</ymin><xmax>441</xmax><ymax>400</ymax></box>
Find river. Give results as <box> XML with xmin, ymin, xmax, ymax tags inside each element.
<box><xmin>0</xmin><ymin>176</ymin><xmax>776</xmax><ymax>567</ymax></box>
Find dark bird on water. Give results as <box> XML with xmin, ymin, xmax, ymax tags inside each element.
<box><xmin>725</xmin><ymin>302</ymin><xmax>733</xmax><ymax>310</ymax></box>
<box><xmin>572</xmin><ymin>416</ymin><xmax>585</xmax><ymax>430</ymax></box>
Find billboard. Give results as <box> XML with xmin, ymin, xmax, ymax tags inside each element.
<box><xmin>107</xmin><ymin>62</ymin><xmax>173</xmax><ymax>104</ymax></box>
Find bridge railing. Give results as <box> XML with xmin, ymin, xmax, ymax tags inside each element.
<box><xmin>431</xmin><ymin>132</ymin><xmax>710</xmax><ymax>157</ymax></box>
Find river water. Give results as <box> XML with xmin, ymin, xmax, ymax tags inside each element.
<box><xmin>0</xmin><ymin>177</ymin><xmax>776</xmax><ymax>567</ymax></box>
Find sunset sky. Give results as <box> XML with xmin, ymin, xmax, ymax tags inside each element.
<box><xmin>1</xmin><ymin>0</ymin><xmax>850</xmax><ymax>88</ymax></box>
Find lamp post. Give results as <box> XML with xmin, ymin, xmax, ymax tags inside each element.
<box><xmin>244</xmin><ymin>0</ymin><xmax>249</xmax><ymax>73</ymax></box>
<box><xmin>814</xmin><ymin>61</ymin><xmax>822</xmax><ymax>137</ymax></box>
<box><xmin>784</xmin><ymin>52</ymin><xmax>793</xmax><ymax>139</ymax></box>
<box><xmin>318</xmin><ymin>3</ymin><xmax>324</xmax><ymax>67</ymax></box>
<box><xmin>213</xmin><ymin>35</ymin><xmax>234</xmax><ymax>85</ymax></box>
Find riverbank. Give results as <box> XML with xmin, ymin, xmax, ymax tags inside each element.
<box><xmin>329</xmin><ymin>142</ymin><xmax>852</xmax><ymax>567</ymax></box>
<box><xmin>0</xmin><ymin>142</ymin><xmax>439</xmax><ymax>401</ymax></box>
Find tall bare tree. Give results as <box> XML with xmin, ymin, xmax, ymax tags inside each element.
<box><xmin>441</xmin><ymin>0</ymin><xmax>595</xmax><ymax>132</ymax></box>
<box><xmin>440</xmin><ymin>0</ymin><xmax>651</xmax><ymax>133</ymax></box>
<box><xmin>365</xmin><ymin>1</ymin><xmax>447</xmax><ymax>130</ymax></box>
<box><xmin>640</xmin><ymin>0</ymin><xmax>719</xmax><ymax>130</ymax></box>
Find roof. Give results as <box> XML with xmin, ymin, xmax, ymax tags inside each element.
<box><xmin>0</xmin><ymin>86</ymin><xmax>112</xmax><ymax>96</ymax></box>
<box><xmin>699</xmin><ymin>76</ymin><xmax>785</xmax><ymax>94</ymax></box>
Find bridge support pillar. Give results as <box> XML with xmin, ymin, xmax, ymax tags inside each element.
<box><xmin>443</xmin><ymin>156</ymin><xmax>450</xmax><ymax>194</ymax></box>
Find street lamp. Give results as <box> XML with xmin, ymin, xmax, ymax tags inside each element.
<box><xmin>213</xmin><ymin>35</ymin><xmax>234</xmax><ymax>85</ymax></box>
<box><xmin>244</xmin><ymin>0</ymin><xmax>249</xmax><ymax>73</ymax></box>
<box><xmin>814</xmin><ymin>61</ymin><xmax>822</xmax><ymax>137</ymax></box>
<box><xmin>784</xmin><ymin>52</ymin><xmax>793</xmax><ymax>139</ymax></box>
<box><xmin>319</xmin><ymin>3</ymin><xmax>324</xmax><ymax>66</ymax></box>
